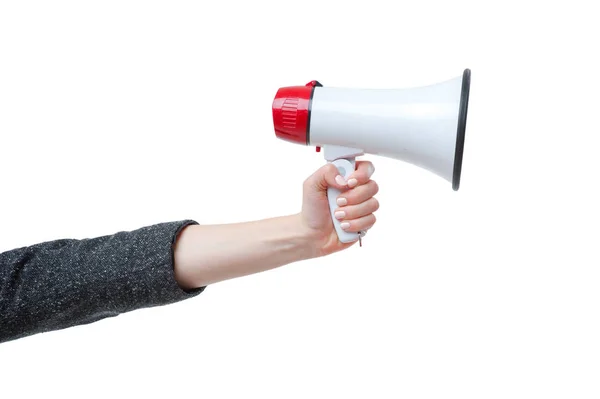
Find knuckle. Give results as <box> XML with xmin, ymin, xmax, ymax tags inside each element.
<box><xmin>324</xmin><ymin>163</ymin><xmax>337</xmax><ymax>173</ymax></box>
<box><xmin>329</xmin><ymin>164</ymin><xmax>342</xmax><ymax>177</ymax></box>
<box><xmin>371</xmin><ymin>197</ymin><xmax>380</xmax><ymax>211</ymax></box>
<box><xmin>370</xmin><ymin>180</ymin><xmax>379</xmax><ymax>194</ymax></box>
<box><xmin>361</xmin><ymin>160</ymin><xmax>373</xmax><ymax>171</ymax></box>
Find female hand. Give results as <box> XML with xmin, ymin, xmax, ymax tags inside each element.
<box><xmin>173</xmin><ymin>160</ymin><xmax>380</xmax><ymax>289</ymax></box>
<box><xmin>300</xmin><ymin>160</ymin><xmax>379</xmax><ymax>257</ymax></box>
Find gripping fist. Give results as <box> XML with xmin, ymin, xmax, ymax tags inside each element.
<box><xmin>300</xmin><ymin>161</ymin><xmax>379</xmax><ymax>256</ymax></box>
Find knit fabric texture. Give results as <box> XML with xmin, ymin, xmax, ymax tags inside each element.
<box><xmin>0</xmin><ymin>220</ymin><xmax>205</xmax><ymax>344</ymax></box>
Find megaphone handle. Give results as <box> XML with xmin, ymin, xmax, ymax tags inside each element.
<box><xmin>327</xmin><ymin>157</ymin><xmax>360</xmax><ymax>244</ymax></box>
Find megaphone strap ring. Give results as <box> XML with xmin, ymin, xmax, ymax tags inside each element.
<box><xmin>358</xmin><ymin>229</ymin><xmax>366</xmax><ymax>247</ymax></box>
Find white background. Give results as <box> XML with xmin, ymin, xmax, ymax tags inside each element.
<box><xmin>1</xmin><ymin>1</ymin><xmax>599</xmax><ymax>398</ymax></box>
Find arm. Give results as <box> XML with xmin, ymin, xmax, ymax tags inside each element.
<box><xmin>173</xmin><ymin>161</ymin><xmax>378</xmax><ymax>290</ymax></box>
<box><xmin>0</xmin><ymin>161</ymin><xmax>378</xmax><ymax>344</ymax></box>
<box><xmin>0</xmin><ymin>220</ymin><xmax>203</xmax><ymax>344</ymax></box>
<box><xmin>173</xmin><ymin>214</ymin><xmax>316</xmax><ymax>290</ymax></box>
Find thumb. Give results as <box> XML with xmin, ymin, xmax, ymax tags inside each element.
<box><xmin>305</xmin><ymin>163</ymin><xmax>348</xmax><ymax>192</ymax></box>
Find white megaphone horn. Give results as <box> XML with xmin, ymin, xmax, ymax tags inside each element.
<box><xmin>272</xmin><ymin>69</ymin><xmax>471</xmax><ymax>244</ymax></box>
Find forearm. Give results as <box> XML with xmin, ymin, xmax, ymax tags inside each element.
<box><xmin>173</xmin><ymin>213</ymin><xmax>317</xmax><ymax>290</ymax></box>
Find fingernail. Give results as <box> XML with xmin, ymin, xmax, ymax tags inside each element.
<box><xmin>337</xmin><ymin>197</ymin><xmax>347</xmax><ymax>206</ymax></box>
<box><xmin>367</xmin><ymin>164</ymin><xmax>375</xmax><ymax>178</ymax></box>
<box><xmin>334</xmin><ymin>211</ymin><xmax>345</xmax><ymax>220</ymax></box>
<box><xmin>347</xmin><ymin>178</ymin><xmax>358</xmax><ymax>188</ymax></box>
<box><xmin>340</xmin><ymin>222</ymin><xmax>350</xmax><ymax>230</ymax></box>
<box><xmin>335</xmin><ymin>175</ymin><xmax>346</xmax><ymax>186</ymax></box>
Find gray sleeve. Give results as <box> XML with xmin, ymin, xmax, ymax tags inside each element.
<box><xmin>0</xmin><ymin>220</ymin><xmax>205</xmax><ymax>344</ymax></box>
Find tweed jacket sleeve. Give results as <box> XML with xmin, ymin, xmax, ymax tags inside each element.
<box><xmin>0</xmin><ymin>220</ymin><xmax>205</xmax><ymax>344</ymax></box>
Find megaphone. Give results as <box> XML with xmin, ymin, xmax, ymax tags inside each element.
<box><xmin>272</xmin><ymin>69</ymin><xmax>471</xmax><ymax>243</ymax></box>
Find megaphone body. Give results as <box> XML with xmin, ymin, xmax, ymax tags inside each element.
<box><xmin>272</xmin><ymin>69</ymin><xmax>471</xmax><ymax>243</ymax></box>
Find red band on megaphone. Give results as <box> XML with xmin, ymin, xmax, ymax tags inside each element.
<box><xmin>272</xmin><ymin>81</ymin><xmax>321</xmax><ymax>145</ymax></box>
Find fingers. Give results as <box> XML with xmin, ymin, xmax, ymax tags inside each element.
<box><xmin>335</xmin><ymin>197</ymin><xmax>379</xmax><ymax>221</ymax></box>
<box><xmin>305</xmin><ymin>160</ymin><xmax>375</xmax><ymax>193</ymax></box>
<box><xmin>339</xmin><ymin>214</ymin><xmax>377</xmax><ymax>233</ymax></box>
<box><xmin>333</xmin><ymin>162</ymin><xmax>379</xmax><ymax>234</ymax></box>
<box><xmin>346</xmin><ymin>160</ymin><xmax>375</xmax><ymax>188</ymax></box>
<box><xmin>336</xmin><ymin>180</ymin><xmax>379</xmax><ymax>206</ymax></box>
<box><xmin>304</xmin><ymin>163</ymin><xmax>348</xmax><ymax>192</ymax></box>
<box><xmin>302</xmin><ymin>159</ymin><xmax>379</xmax><ymax>238</ymax></box>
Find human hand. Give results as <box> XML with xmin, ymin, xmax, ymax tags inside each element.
<box><xmin>299</xmin><ymin>160</ymin><xmax>379</xmax><ymax>257</ymax></box>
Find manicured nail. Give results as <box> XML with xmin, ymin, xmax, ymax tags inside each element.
<box><xmin>334</xmin><ymin>211</ymin><xmax>345</xmax><ymax>220</ymax></box>
<box><xmin>335</xmin><ymin>175</ymin><xmax>346</xmax><ymax>186</ymax></box>
<box><xmin>337</xmin><ymin>197</ymin><xmax>347</xmax><ymax>206</ymax></box>
<box><xmin>340</xmin><ymin>222</ymin><xmax>350</xmax><ymax>230</ymax></box>
<box><xmin>347</xmin><ymin>178</ymin><xmax>358</xmax><ymax>188</ymax></box>
<box><xmin>367</xmin><ymin>164</ymin><xmax>375</xmax><ymax>178</ymax></box>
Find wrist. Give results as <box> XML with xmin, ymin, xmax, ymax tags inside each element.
<box><xmin>280</xmin><ymin>213</ymin><xmax>321</xmax><ymax>260</ymax></box>
<box><xmin>288</xmin><ymin>213</ymin><xmax>328</xmax><ymax>259</ymax></box>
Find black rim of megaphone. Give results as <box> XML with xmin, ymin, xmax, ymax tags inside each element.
<box><xmin>452</xmin><ymin>68</ymin><xmax>471</xmax><ymax>191</ymax></box>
